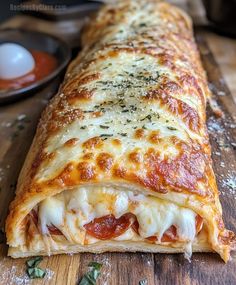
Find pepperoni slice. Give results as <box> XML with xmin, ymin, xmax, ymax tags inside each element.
<box><xmin>84</xmin><ymin>213</ymin><xmax>136</xmax><ymax>240</ymax></box>
<box><xmin>146</xmin><ymin>235</ymin><xmax>157</xmax><ymax>243</ymax></box>
<box><xmin>146</xmin><ymin>225</ymin><xmax>178</xmax><ymax>243</ymax></box>
<box><xmin>47</xmin><ymin>225</ymin><xmax>63</xmax><ymax>235</ymax></box>
<box><xmin>30</xmin><ymin>208</ymin><xmax>203</xmax><ymax>241</ymax></box>
<box><xmin>161</xmin><ymin>225</ymin><xmax>178</xmax><ymax>242</ymax></box>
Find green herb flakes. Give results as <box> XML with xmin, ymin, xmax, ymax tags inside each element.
<box><xmin>79</xmin><ymin>262</ymin><xmax>103</xmax><ymax>285</ymax></box>
<box><xmin>100</xmin><ymin>134</ymin><xmax>113</xmax><ymax>137</ymax></box>
<box><xmin>136</xmin><ymin>57</ymin><xmax>145</xmax><ymax>61</ymax></box>
<box><xmin>99</xmin><ymin>125</ymin><xmax>109</xmax><ymax>129</ymax></box>
<box><xmin>88</xmin><ymin>262</ymin><xmax>102</xmax><ymax>270</ymax></box>
<box><xmin>26</xmin><ymin>256</ymin><xmax>46</xmax><ymax>279</ymax></box>
<box><xmin>167</xmin><ymin>126</ymin><xmax>177</xmax><ymax>131</ymax></box>
<box><xmin>118</xmin><ymin>133</ymin><xmax>127</xmax><ymax>137</ymax></box>
<box><xmin>141</xmin><ymin>115</ymin><xmax>152</xmax><ymax>122</ymax></box>
<box><xmin>139</xmin><ymin>23</ymin><xmax>147</xmax><ymax>27</ymax></box>
<box><xmin>27</xmin><ymin>267</ymin><xmax>46</xmax><ymax>279</ymax></box>
<box><xmin>139</xmin><ymin>279</ymin><xmax>148</xmax><ymax>285</ymax></box>
<box><xmin>26</xmin><ymin>256</ymin><xmax>43</xmax><ymax>268</ymax></box>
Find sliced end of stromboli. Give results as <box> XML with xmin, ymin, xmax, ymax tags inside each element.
<box><xmin>6</xmin><ymin>184</ymin><xmax>235</xmax><ymax>262</ymax></box>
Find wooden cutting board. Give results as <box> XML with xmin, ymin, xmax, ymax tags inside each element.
<box><xmin>0</xmin><ymin>33</ymin><xmax>235</xmax><ymax>285</ymax></box>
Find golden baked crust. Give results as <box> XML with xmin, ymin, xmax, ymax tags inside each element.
<box><xmin>6</xmin><ymin>0</ymin><xmax>235</xmax><ymax>261</ymax></box>
<box><xmin>9</xmin><ymin>240</ymin><xmax>212</xmax><ymax>259</ymax></box>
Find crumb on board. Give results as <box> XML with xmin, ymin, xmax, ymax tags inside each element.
<box><xmin>217</xmin><ymin>91</ymin><xmax>226</xmax><ymax>96</ymax></box>
<box><xmin>0</xmin><ymin>258</ymin><xmax>54</xmax><ymax>285</ymax></box>
<box><xmin>1</xmin><ymin>114</ymin><xmax>28</xmax><ymax>128</ymax></box>
<box><xmin>0</xmin><ymin>261</ymin><xmax>30</xmax><ymax>285</ymax></box>
<box><xmin>207</xmin><ymin>117</ymin><xmax>224</xmax><ymax>134</ymax></box>
<box><xmin>1</xmin><ymin>113</ymin><xmax>32</xmax><ymax>140</ymax></box>
<box><xmin>220</xmin><ymin>161</ymin><xmax>225</xmax><ymax>168</ymax></box>
<box><xmin>209</xmin><ymin>100</ymin><xmax>224</xmax><ymax>118</ymax></box>
<box><xmin>222</xmin><ymin>174</ymin><xmax>236</xmax><ymax>190</ymax></box>
<box><xmin>207</xmin><ymin>115</ymin><xmax>236</xmax><ymax>152</ymax></box>
<box><xmin>219</xmin><ymin>173</ymin><xmax>236</xmax><ymax>199</ymax></box>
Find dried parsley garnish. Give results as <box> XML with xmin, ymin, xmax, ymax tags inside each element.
<box><xmin>79</xmin><ymin>262</ymin><xmax>103</xmax><ymax>285</ymax></box>
<box><xmin>99</xmin><ymin>125</ymin><xmax>109</xmax><ymax>129</ymax></box>
<box><xmin>167</xmin><ymin>126</ymin><xmax>177</xmax><ymax>131</ymax></box>
<box><xmin>26</xmin><ymin>256</ymin><xmax>46</xmax><ymax>279</ymax></box>
<box><xmin>139</xmin><ymin>279</ymin><xmax>148</xmax><ymax>285</ymax></box>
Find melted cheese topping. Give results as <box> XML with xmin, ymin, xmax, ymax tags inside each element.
<box><xmin>38</xmin><ymin>187</ymin><xmax>196</xmax><ymax>245</ymax></box>
<box><xmin>34</xmin><ymin>0</ymin><xmax>209</xmax><ymax>190</ymax></box>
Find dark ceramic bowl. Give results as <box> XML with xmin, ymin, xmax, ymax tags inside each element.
<box><xmin>0</xmin><ymin>29</ymin><xmax>71</xmax><ymax>104</ymax></box>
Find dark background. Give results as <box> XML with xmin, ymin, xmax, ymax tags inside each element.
<box><xmin>0</xmin><ymin>0</ymin><xmax>91</xmax><ymax>23</ymax></box>
<box><xmin>1</xmin><ymin>0</ymin><xmax>21</xmax><ymax>22</ymax></box>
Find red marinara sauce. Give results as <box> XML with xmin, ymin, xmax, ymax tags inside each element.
<box><xmin>84</xmin><ymin>213</ymin><xmax>136</xmax><ymax>240</ymax></box>
<box><xmin>30</xmin><ymin>209</ymin><xmax>204</xmax><ymax>241</ymax></box>
<box><xmin>84</xmin><ymin>213</ymin><xmax>204</xmax><ymax>242</ymax></box>
<box><xmin>0</xmin><ymin>50</ymin><xmax>57</xmax><ymax>91</ymax></box>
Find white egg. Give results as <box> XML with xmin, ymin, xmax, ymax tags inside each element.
<box><xmin>0</xmin><ymin>43</ymin><xmax>35</xmax><ymax>79</ymax></box>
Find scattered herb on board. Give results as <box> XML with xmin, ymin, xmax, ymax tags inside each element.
<box><xmin>139</xmin><ymin>279</ymin><xmax>148</xmax><ymax>285</ymax></box>
<box><xmin>26</xmin><ymin>256</ymin><xmax>46</xmax><ymax>279</ymax></box>
<box><xmin>27</xmin><ymin>268</ymin><xmax>46</xmax><ymax>279</ymax></box>
<box><xmin>26</xmin><ymin>256</ymin><xmax>43</xmax><ymax>268</ymax></box>
<box><xmin>79</xmin><ymin>262</ymin><xmax>103</xmax><ymax>285</ymax></box>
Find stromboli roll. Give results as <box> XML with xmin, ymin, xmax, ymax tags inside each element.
<box><xmin>6</xmin><ymin>0</ymin><xmax>235</xmax><ymax>261</ymax></box>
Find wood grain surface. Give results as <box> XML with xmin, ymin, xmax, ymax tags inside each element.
<box><xmin>0</xmin><ymin>30</ymin><xmax>235</xmax><ymax>285</ymax></box>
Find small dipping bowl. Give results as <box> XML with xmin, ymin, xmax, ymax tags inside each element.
<box><xmin>0</xmin><ymin>29</ymin><xmax>71</xmax><ymax>104</ymax></box>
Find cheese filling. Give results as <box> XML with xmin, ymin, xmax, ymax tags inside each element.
<box><xmin>35</xmin><ymin>186</ymin><xmax>198</xmax><ymax>247</ymax></box>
